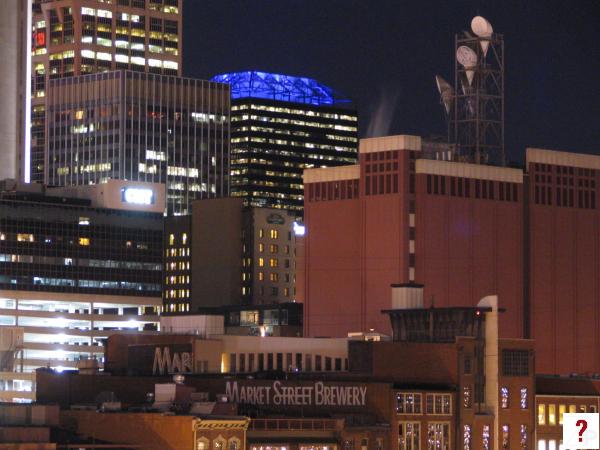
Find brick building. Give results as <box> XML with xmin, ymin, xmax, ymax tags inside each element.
<box><xmin>303</xmin><ymin>134</ymin><xmax>600</xmax><ymax>375</ymax></box>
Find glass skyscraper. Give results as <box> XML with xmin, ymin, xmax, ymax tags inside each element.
<box><xmin>46</xmin><ymin>70</ymin><xmax>230</xmax><ymax>215</ymax></box>
<box><xmin>211</xmin><ymin>71</ymin><xmax>359</xmax><ymax>216</ymax></box>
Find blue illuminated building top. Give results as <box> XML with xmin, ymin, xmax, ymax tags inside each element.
<box><xmin>211</xmin><ymin>71</ymin><xmax>350</xmax><ymax>106</ymax></box>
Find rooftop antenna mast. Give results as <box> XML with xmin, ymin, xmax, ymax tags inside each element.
<box><xmin>436</xmin><ymin>16</ymin><xmax>505</xmax><ymax>165</ymax></box>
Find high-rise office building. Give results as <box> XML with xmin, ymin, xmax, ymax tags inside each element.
<box><xmin>46</xmin><ymin>70</ymin><xmax>230</xmax><ymax>215</ymax></box>
<box><xmin>211</xmin><ymin>71</ymin><xmax>359</xmax><ymax>216</ymax></box>
<box><xmin>29</xmin><ymin>0</ymin><xmax>182</xmax><ymax>183</ymax></box>
<box><xmin>0</xmin><ymin>0</ymin><xmax>32</xmax><ymax>181</ymax></box>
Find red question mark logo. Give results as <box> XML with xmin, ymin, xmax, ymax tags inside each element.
<box><xmin>576</xmin><ymin>419</ymin><xmax>588</xmax><ymax>442</ymax></box>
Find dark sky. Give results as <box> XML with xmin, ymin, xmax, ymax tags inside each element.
<box><xmin>182</xmin><ymin>0</ymin><xmax>600</xmax><ymax>164</ymax></box>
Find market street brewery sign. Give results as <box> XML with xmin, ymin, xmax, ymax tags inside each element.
<box><xmin>225</xmin><ymin>381</ymin><xmax>367</xmax><ymax>407</ymax></box>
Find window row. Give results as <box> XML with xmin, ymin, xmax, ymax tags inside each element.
<box><xmin>227</xmin><ymin>352</ymin><xmax>347</xmax><ymax>373</ymax></box>
<box><xmin>538</xmin><ymin>403</ymin><xmax>598</xmax><ymax>426</ymax></box>
<box><xmin>307</xmin><ymin>179</ymin><xmax>360</xmax><ymax>202</ymax></box>
<box><xmin>426</xmin><ymin>175</ymin><xmax>519</xmax><ymax>202</ymax></box>
<box><xmin>396</xmin><ymin>393</ymin><xmax>452</xmax><ymax>415</ymax></box>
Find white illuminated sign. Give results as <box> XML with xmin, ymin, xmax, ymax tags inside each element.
<box><xmin>293</xmin><ymin>222</ymin><xmax>305</xmax><ymax>236</ymax></box>
<box><xmin>122</xmin><ymin>188</ymin><xmax>154</xmax><ymax>205</ymax></box>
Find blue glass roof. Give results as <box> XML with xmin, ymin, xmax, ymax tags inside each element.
<box><xmin>211</xmin><ymin>71</ymin><xmax>350</xmax><ymax>106</ymax></box>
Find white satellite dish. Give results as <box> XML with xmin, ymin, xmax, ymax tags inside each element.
<box><xmin>435</xmin><ymin>75</ymin><xmax>454</xmax><ymax>114</ymax></box>
<box><xmin>456</xmin><ymin>45</ymin><xmax>478</xmax><ymax>85</ymax></box>
<box><xmin>471</xmin><ymin>16</ymin><xmax>493</xmax><ymax>56</ymax></box>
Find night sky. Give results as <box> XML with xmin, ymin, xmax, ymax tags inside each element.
<box><xmin>182</xmin><ymin>0</ymin><xmax>600</xmax><ymax>165</ymax></box>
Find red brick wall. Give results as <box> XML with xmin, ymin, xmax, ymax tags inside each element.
<box><xmin>528</xmin><ymin>162</ymin><xmax>600</xmax><ymax>374</ymax></box>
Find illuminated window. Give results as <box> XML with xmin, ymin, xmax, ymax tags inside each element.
<box><xmin>269</xmin><ymin>273</ymin><xmax>278</xmax><ymax>282</ymax></box>
<box><xmin>482</xmin><ymin>425</ymin><xmax>490</xmax><ymax>450</ymax></box>
<box><xmin>428</xmin><ymin>423</ymin><xmax>451</xmax><ymax>450</ymax></box>
<box><xmin>558</xmin><ymin>405</ymin><xmax>565</xmax><ymax>424</ymax></box>
<box><xmin>259</xmin><ymin>229</ymin><xmax>264</xmax><ymax>238</ymax></box>
<box><xmin>426</xmin><ymin>394</ymin><xmax>451</xmax><ymax>414</ymax></box>
<box><xmin>75</xmin><ymin>110</ymin><xmax>84</xmax><ymax>120</ymax></box>
<box><xmin>258</xmin><ymin>243</ymin><xmax>264</xmax><ymax>252</ymax></box>
<box><xmin>520</xmin><ymin>425</ymin><xmax>528</xmax><ymax>450</ymax></box>
<box><xmin>501</xmin><ymin>387</ymin><xmax>509</xmax><ymax>408</ymax></box>
<box><xmin>284</xmin><ymin>287</ymin><xmax>289</xmax><ymax>297</ymax></box>
<box><xmin>548</xmin><ymin>404</ymin><xmax>556</xmax><ymax>425</ymax></box>
<box><xmin>258</xmin><ymin>258</ymin><xmax>264</xmax><ymax>267</ymax></box>
<box><xmin>538</xmin><ymin>404</ymin><xmax>546</xmax><ymax>425</ymax></box>
<box><xmin>396</xmin><ymin>393</ymin><xmax>422</xmax><ymax>414</ymax></box>
<box><xmin>502</xmin><ymin>425</ymin><xmax>509</xmax><ymax>450</ymax></box>
<box><xmin>182</xmin><ymin>233</ymin><xmax>187</xmax><ymax>245</ymax></box>
<box><xmin>464</xmin><ymin>425</ymin><xmax>472</xmax><ymax>450</ymax></box>
<box><xmin>270</xmin><ymin>229</ymin><xmax>278</xmax><ymax>239</ymax></box>
<box><xmin>520</xmin><ymin>388</ymin><xmax>528</xmax><ymax>409</ymax></box>
<box><xmin>17</xmin><ymin>234</ymin><xmax>34</xmax><ymax>242</ymax></box>
<box><xmin>568</xmin><ymin>405</ymin><xmax>576</xmax><ymax>413</ymax></box>
<box><xmin>270</xmin><ymin>244</ymin><xmax>278</xmax><ymax>253</ymax></box>
<box><xmin>79</xmin><ymin>237</ymin><xmax>90</xmax><ymax>246</ymax></box>
<box><xmin>398</xmin><ymin>422</ymin><xmax>420</xmax><ymax>450</ymax></box>
<box><xmin>258</xmin><ymin>272</ymin><xmax>264</xmax><ymax>281</ymax></box>
<box><xmin>169</xmin><ymin>234</ymin><xmax>174</xmax><ymax>246</ymax></box>
<box><xmin>463</xmin><ymin>386</ymin><xmax>472</xmax><ymax>408</ymax></box>
<box><xmin>269</xmin><ymin>258</ymin><xmax>278</xmax><ymax>268</ymax></box>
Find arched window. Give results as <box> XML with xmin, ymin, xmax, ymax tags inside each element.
<box><xmin>196</xmin><ymin>437</ymin><xmax>209</xmax><ymax>450</ymax></box>
<box><xmin>213</xmin><ymin>436</ymin><xmax>226</xmax><ymax>450</ymax></box>
<box><xmin>228</xmin><ymin>437</ymin><xmax>241</xmax><ymax>450</ymax></box>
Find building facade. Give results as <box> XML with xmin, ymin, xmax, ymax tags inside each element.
<box><xmin>163</xmin><ymin>198</ymin><xmax>302</xmax><ymax>313</ymax></box>
<box><xmin>34</xmin><ymin>298</ymin><xmax>540</xmax><ymax>450</ymax></box>
<box><xmin>211</xmin><ymin>71</ymin><xmax>359</xmax><ymax>216</ymax></box>
<box><xmin>0</xmin><ymin>0</ymin><xmax>31</xmax><ymax>182</ymax></box>
<box><xmin>45</xmin><ymin>70</ymin><xmax>230</xmax><ymax>215</ymax></box>
<box><xmin>0</xmin><ymin>180</ymin><xmax>163</xmax><ymax>402</ymax></box>
<box><xmin>29</xmin><ymin>0</ymin><xmax>182</xmax><ymax>183</ymax></box>
<box><xmin>303</xmin><ymin>134</ymin><xmax>600</xmax><ymax>375</ymax></box>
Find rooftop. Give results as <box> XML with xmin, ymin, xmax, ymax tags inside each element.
<box><xmin>211</xmin><ymin>71</ymin><xmax>350</xmax><ymax>106</ymax></box>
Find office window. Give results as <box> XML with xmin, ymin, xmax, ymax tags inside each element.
<box><xmin>538</xmin><ymin>404</ymin><xmax>546</xmax><ymax>425</ymax></box>
<box><xmin>396</xmin><ymin>393</ymin><xmax>422</xmax><ymax>414</ymax></box>
<box><xmin>79</xmin><ymin>237</ymin><xmax>90</xmax><ymax>246</ymax></box>
<box><xmin>169</xmin><ymin>234</ymin><xmax>174</xmax><ymax>245</ymax></box>
<box><xmin>258</xmin><ymin>257</ymin><xmax>264</xmax><ymax>267</ymax></box>
<box><xmin>270</xmin><ymin>229</ymin><xmax>278</xmax><ymax>239</ymax></box>
<box><xmin>501</xmin><ymin>387</ymin><xmax>509</xmax><ymax>408</ymax></box>
<box><xmin>398</xmin><ymin>422</ymin><xmax>420</xmax><ymax>450</ymax></box>
<box><xmin>427</xmin><ymin>423</ymin><xmax>450</xmax><ymax>450</ymax></box>
<box><xmin>269</xmin><ymin>258</ymin><xmax>278</xmax><ymax>267</ymax></box>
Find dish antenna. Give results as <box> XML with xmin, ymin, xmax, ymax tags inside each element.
<box><xmin>435</xmin><ymin>75</ymin><xmax>454</xmax><ymax>114</ymax></box>
<box><xmin>471</xmin><ymin>16</ymin><xmax>493</xmax><ymax>56</ymax></box>
<box><xmin>456</xmin><ymin>45</ymin><xmax>478</xmax><ymax>85</ymax></box>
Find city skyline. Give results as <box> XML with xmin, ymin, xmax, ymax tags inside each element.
<box><xmin>183</xmin><ymin>0</ymin><xmax>600</xmax><ymax>164</ymax></box>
